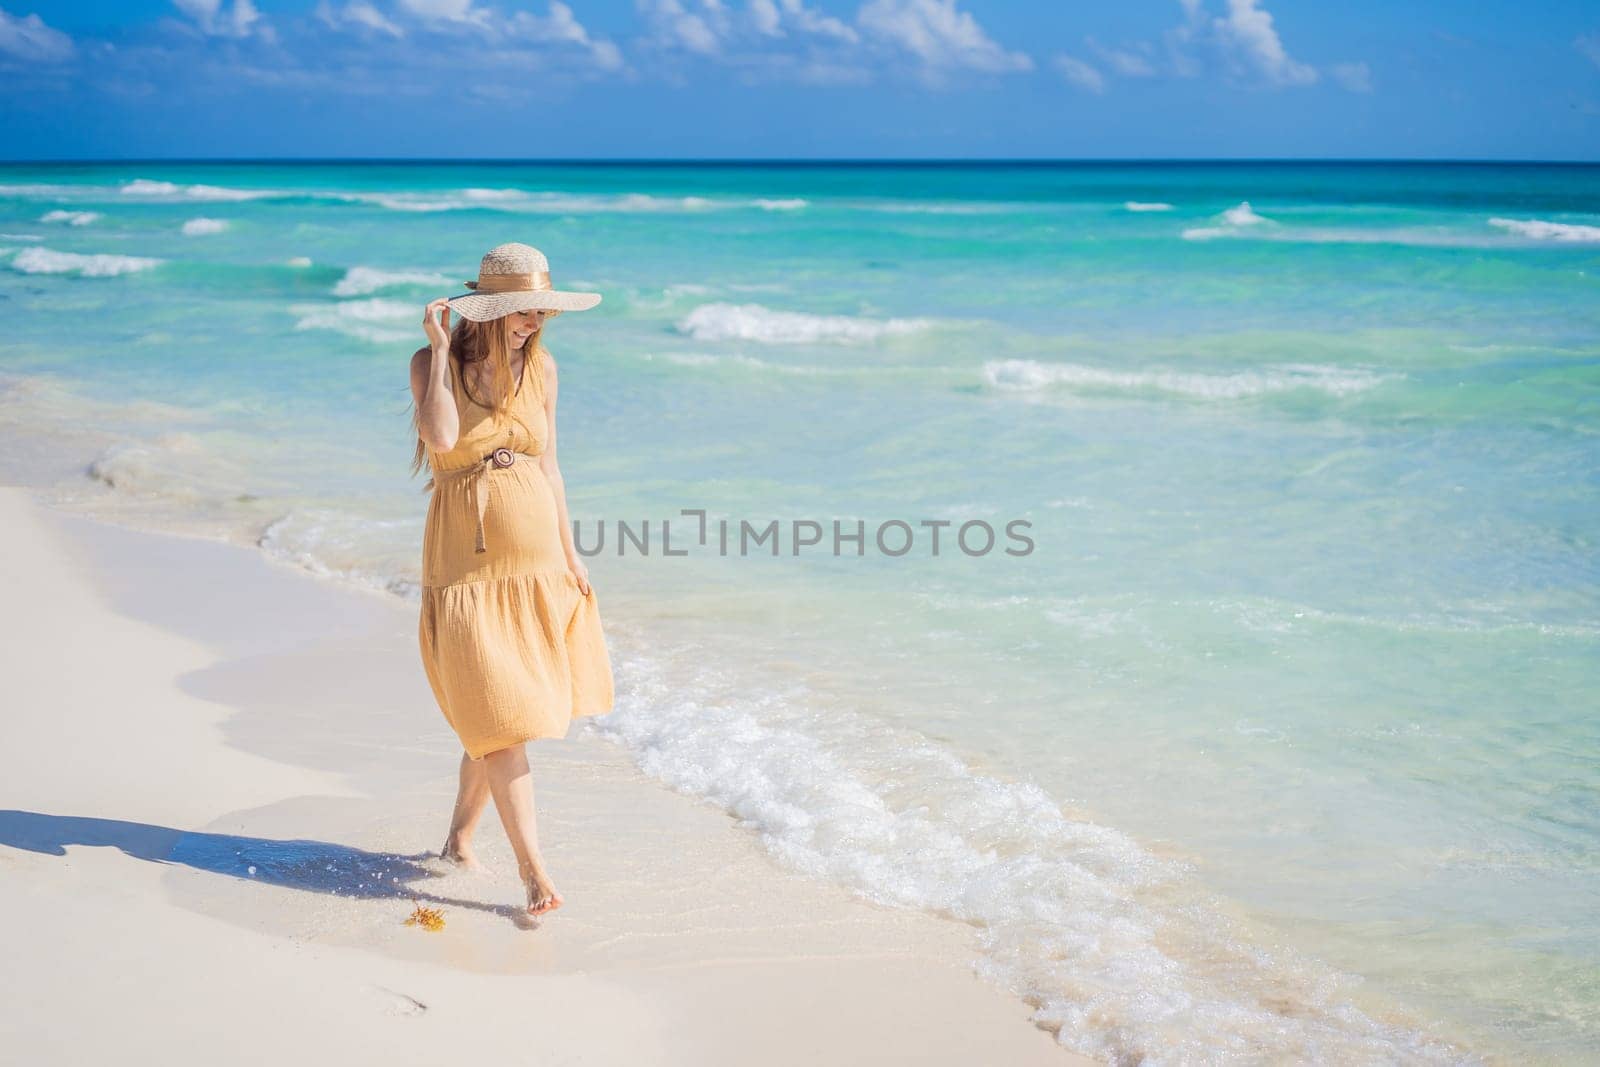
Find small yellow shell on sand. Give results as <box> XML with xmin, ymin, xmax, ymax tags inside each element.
<box><xmin>403</xmin><ymin>902</ymin><xmax>446</xmax><ymax>932</ymax></box>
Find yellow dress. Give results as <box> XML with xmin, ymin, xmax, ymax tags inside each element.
<box><xmin>417</xmin><ymin>349</ymin><xmax>615</xmax><ymax>759</ymax></box>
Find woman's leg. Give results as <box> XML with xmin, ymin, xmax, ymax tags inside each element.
<box><xmin>483</xmin><ymin>743</ymin><xmax>564</xmax><ymax>915</ymax></box>
<box><xmin>440</xmin><ymin>750</ymin><xmax>489</xmax><ymax>867</ymax></box>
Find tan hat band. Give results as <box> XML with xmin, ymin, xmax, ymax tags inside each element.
<box><xmin>465</xmin><ymin>270</ymin><xmax>552</xmax><ymax>293</ymax></box>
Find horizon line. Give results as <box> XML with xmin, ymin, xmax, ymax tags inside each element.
<box><xmin>2</xmin><ymin>156</ymin><xmax>1598</xmax><ymax>167</ymax></box>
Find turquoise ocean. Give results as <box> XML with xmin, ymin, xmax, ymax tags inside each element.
<box><xmin>1</xmin><ymin>161</ymin><xmax>1596</xmax><ymax>1064</ymax></box>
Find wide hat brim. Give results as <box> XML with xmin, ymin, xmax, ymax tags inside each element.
<box><xmin>447</xmin><ymin>288</ymin><xmax>602</xmax><ymax>322</ymax></box>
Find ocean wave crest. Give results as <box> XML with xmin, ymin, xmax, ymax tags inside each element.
<box><xmin>333</xmin><ymin>265</ymin><xmax>454</xmax><ymax>297</ymax></box>
<box><xmin>1183</xmin><ymin>200</ymin><xmax>1274</xmax><ymax>240</ymax></box>
<box><xmin>460</xmin><ymin>187</ymin><xmax>524</xmax><ymax>201</ymax></box>
<box><xmin>336</xmin><ymin>189</ymin><xmax>734</xmax><ymax>214</ymax></box>
<box><xmin>983</xmin><ymin>358</ymin><xmax>1390</xmax><ymax>400</ymax></box>
<box><xmin>1182</xmin><ymin>208</ymin><xmax>1600</xmax><ymax>248</ymax></box>
<box><xmin>677</xmin><ymin>302</ymin><xmax>937</xmax><ymax>345</ymax></box>
<box><xmin>181</xmin><ymin>217</ymin><xmax>228</xmax><ymax>236</ymax></box>
<box><xmin>291</xmin><ymin>297</ymin><xmax>415</xmax><ymax>343</ymax></box>
<box><xmin>8</xmin><ymin>246</ymin><xmax>162</xmax><ymax>276</ymax></box>
<box><xmin>1124</xmin><ymin>201</ymin><xmax>1174</xmax><ymax>212</ymax></box>
<box><xmin>1223</xmin><ymin>200</ymin><xmax>1267</xmax><ymax>225</ymax></box>
<box><xmin>0</xmin><ymin>183</ymin><xmax>89</xmax><ymax>197</ymax></box>
<box><xmin>41</xmin><ymin>210</ymin><xmax>100</xmax><ymax>226</ymax></box>
<box><xmin>1487</xmin><ymin>217</ymin><xmax>1600</xmax><ymax>242</ymax></box>
<box><xmin>651</xmin><ymin>351</ymin><xmax>861</xmax><ymax>376</ymax></box>
<box><xmin>338</xmin><ymin>191</ymin><xmax>491</xmax><ymax>213</ymax></box>
<box><xmin>120</xmin><ymin>178</ymin><xmax>273</xmax><ymax>201</ymax></box>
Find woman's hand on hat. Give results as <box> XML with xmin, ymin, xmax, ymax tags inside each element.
<box><xmin>423</xmin><ymin>298</ymin><xmax>452</xmax><ymax>351</ymax></box>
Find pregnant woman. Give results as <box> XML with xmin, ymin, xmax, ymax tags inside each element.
<box><xmin>407</xmin><ymin>242</ymin><xmax>615</xmax><ymax>917</ymax></box>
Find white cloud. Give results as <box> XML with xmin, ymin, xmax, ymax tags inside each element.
<box><xmin>1163</xmin><ymin>4</ymin><xmax>1203</xmax><ymax>78</ymax></box>
<box><xmin>396</xmin><ymin>0</ymin><xmax>487</xmax><ymax>23</ymax></box>
<box><xmin>506</xmin><ymin>2</ymin><xmax>624</xmax><ymax>71</ymax></box>
<box><xmin>172</xmin><ymin>0</ymin><xmax>269</xmax><ymax>40</ymax></box>
<box><xmin>775</xmin><ymin>0</ymin><xmax>858</xmax><ymax>44</ymax></box>
<box><xmin>309</xmin><ymin>1</ymin><xmax>621</xmax><ymax>71</ymax></box>
<box><xmin>857</xmin><ymin>0</ymin><xmax>1031</xmax><ymax>76</ymax></box>
<box><xmin>1053</xmin><ymin>54</ymin><xmax>1104</xmax><ymax>94</ymax></box>
<box><xmin>1577</xmin><ymin>32</ymin><xmax>1600</xmax><ymax>70</ymax></box>
<box><xmin>0</xmin><ymin>6</ymin><xmax>74</xmax><ymax>62</ymax></box>
<box><xmin>750</xmin><ymin>0</ymin><xmax>781</xmax><ymax>37</ymax></box>
<box><xmin>314</xmin><ymin>1</ymin><xmax>405</xmax><ymax>38</ymax></box>
<box><xmin>636</xmin><ymin>0</ymin><xmax>728</xmax><ymax>55</ymax></box>
<box><xmin>1088</xmin><ymin>37</ymin><xmax>1155</xmax><ymax>78</ymax></box>
<box><xmin>635</xmin><ymin>0</ymin><xmax>861</xmax><ymax>78</ymax></box>
<box><xmin>632</xmin><ymin>0</ymin><xmax>1027</xmax><ymax>88</ymax></box>
<box><xmin>1056</xmin><ymin>2</ymin><xmax>1332</xmax><ymax>94</ymax></box>
<box><xmin>1162</xmin><ymin>0</ymin><xmax>1328</xmax><ymax>89</ymax></box>
<box><xmin>1330</xmin><ymin>60</ymin><xmax>1371</xmax><ymax>93</ymax></box>
<box><xmin>1210</xmin><ymin>0</ymin><xmax>1316</xmax><ymax>87</ymax></box>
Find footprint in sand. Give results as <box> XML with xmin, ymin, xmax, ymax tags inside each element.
<box><xmin>365</xmin><ymin>985</ymin><xmax>427</xmax><ymax>1016</ymax></box>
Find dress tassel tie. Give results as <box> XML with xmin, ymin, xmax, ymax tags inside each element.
<box><xmin>428</xmin><ymin>447</ymin><xmax>536</xmax><ymax>554</ymax></box>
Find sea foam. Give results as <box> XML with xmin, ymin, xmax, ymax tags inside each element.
<box><xmin>1223</xmin><ymin>200</ymin><xmax>1267</xmax><ymax>225</ymax></box>
<box><xmin>121</xmin><ymin>178</ymin><xmax>273</xmax><ymax>201</ymax></box>
<box><xmin>677</xmin><ymin>302</ymin><xmax>937</xmax><ymax>344</ymax></box>
<box><xmin>338</xmin><ymin>189</ymin><xmax>729</xmax><ymax>214</ymax></box>
<box><xmin>983</xmin><ymin>358</ymin><xmax>1390</xmax><ymax>400</ymax></box>
<box><xmin>1488</xmin><ymin>216</ymin><xmax>1600</xmax><ymax>242</ymax></box>
<box><xmin>41</xmin><ymin>210</ymin><xmax>100</xmax><ymax>226</ymax></box>
<box><xmin>332</xmin><ymin>265</ymin><xmax>454</xmax><ymax>297</ymax></box>
<box><xmin>291</xmin><ymin>298</ymin><xmax>415</xmax><ymax>343</ymax></box>
<box><xmin>591</xmin><ymin>643</ymin><xmax>1468</xmax><ymax>1064</ymax></box>
<box><xmin>1183</xmin><ymin>200</ymin><xmax>1273</xmax><ymax>240</ymax></box>
<box><xmin>8</xmin><ymin>246</ymin><xmax>161</xmax><ymax>276</ymax></box>
<box><xmin>258</xmin><ymin>508</ymin><xmax>422</xmax><ymax>601</ymax></box>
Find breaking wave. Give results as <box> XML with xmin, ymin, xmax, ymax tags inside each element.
<box><xmin>676</xmin><ymin>302</ymin><xmax>939</xmax><ymax>345</ymax></box>
<box><xmin>983</xmin><ymin>358</ymin><xmax>1391</xmax><ymax>400</ymax></box>
<box><xmin>7</xmin><ymin>246</ymin><xmax>162</xmax><ymax>276</ymax></box>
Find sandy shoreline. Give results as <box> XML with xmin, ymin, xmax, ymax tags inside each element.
<box><xmin>0</xmin><ymin>484</ymin><xmax>1092</xmax><ymax>1064</ymax></box>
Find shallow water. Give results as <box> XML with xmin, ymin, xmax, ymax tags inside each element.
<box><xmin>2</xmin><ymin>160</ymin><xmax>1597</xmax><ymax>1064</ymax></box>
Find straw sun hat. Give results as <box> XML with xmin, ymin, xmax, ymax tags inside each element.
<box><xmin>446</xmin><ymin>242</ymin><xmax>602</xmax><ymax>322</ymax></box>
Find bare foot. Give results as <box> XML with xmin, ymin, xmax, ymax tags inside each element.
<box><xmin>522</xmin><ymin>863</ymin><xmax>564</xmax><ymax>916</ymax></box>
<box><xmin>439</xmin><ymin>837</ymin><xmax>482</xmax><ymax>871</ymax></box>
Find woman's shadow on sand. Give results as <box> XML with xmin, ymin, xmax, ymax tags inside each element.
<box><xmin>0</xmin><ymin>809</ymin><xmax>540</xmax><ymax>926</ymax></box>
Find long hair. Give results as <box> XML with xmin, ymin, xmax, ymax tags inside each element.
<box><xmin>409</xmin><ymin>314</ymin><xmax>548</xmax><ymax>491</ymax></box>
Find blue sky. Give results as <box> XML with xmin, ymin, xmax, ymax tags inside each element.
<box><xmin>2</xmin><ymin>1</ymin><xmax>1597</xmax><ymax>160</ymax></box>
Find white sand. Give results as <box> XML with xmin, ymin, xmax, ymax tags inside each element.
<box><xmin>0</xmin><ymin>485</ymin><xmax>1091</xmax><ymax>1065</ymax></box>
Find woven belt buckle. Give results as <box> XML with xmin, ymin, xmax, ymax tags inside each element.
<box><xmin>490</xmin><ymin>447</ymin><xmax>515</xmax><ymax>469</ymax></box>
